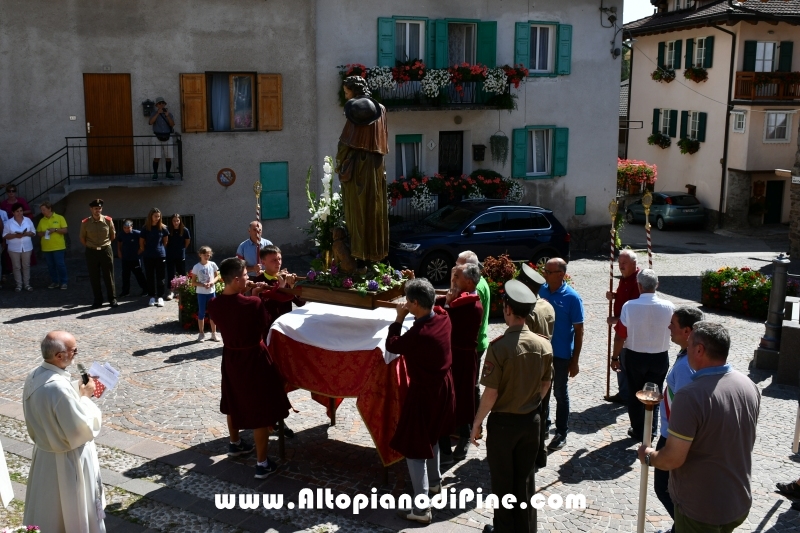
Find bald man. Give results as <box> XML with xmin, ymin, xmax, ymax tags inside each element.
<box><xmin>236</xmin><ymin>221</ymin><xmax>273</xmax><ymax>278</ymax></box>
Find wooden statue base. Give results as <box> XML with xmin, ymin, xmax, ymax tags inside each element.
<box><xmin>279</xmin><ymin>281</ymin><xmax>406</xmax><ymax>310</ymax></box>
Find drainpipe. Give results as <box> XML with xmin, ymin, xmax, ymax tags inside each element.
<box><xmin>709</xmin><ymin>22</ymin><xmax>736</xmax><ymax>229</ymax></box>
<box><xmin>624</xmin><ymin>38</ymin><xmax>634</xmax><ymax>160</ymax></box>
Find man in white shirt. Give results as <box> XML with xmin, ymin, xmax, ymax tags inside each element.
<box><xmin>610</xmin><ymin>269</ymin><xmax>674</xmax><ymax>443</ymax></box>
<box><xmin>23</xmin><ymin>331</ymin><xmax>106</xmax><ymax>533</ymax></box>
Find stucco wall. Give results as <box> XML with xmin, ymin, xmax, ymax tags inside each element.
<box><xmin>315</xmin><ymin>0</ymin><xmax>620</xmax><ymax>234</ymax></box>
<box><xmin>0</xmin><ymin>0</ymin><xmax>317</xmax><ymax>252</ymax></box>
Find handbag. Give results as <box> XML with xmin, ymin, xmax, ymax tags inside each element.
<box><xmin>155</xmin><ymin>113</ymin><xmax>174</xmax><ymax>142</ymax></box>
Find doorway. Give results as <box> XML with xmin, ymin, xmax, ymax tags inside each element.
<box><xmin>438</xmin><ymin>131</ymin><xmax>463</xmax><ymax>177</ymax></box>
<box><xmin>83</xmin><ymin>73</ymin><xmax>134</xmax><ymax>175</ymax></box>
<box><xmin>764</xmin><ymin>180</ymin><xmax>784</xmax><ymax>224</ymax></box>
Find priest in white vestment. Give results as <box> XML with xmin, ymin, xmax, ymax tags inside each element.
<box><xmin>22</xmin><ymin>331</ymin><xmax>106</xmax><ymax>533</ymax></box>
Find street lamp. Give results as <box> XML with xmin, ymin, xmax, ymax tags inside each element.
<box><xmin>253</xmin><ymin>181</ymin><xmax>263</xmax><ymax>221</ymax></box>
<box><xmin>642</xmin><ymin>190</ymin><xmax>653</xmax><ymax>269</ymax></box>
<box><xmin>606</xmin><ymin>199</ymin><xmax>618</xmax><ymax>400</ymax></box>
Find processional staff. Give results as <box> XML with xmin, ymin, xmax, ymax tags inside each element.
<box><xmin>605</xmin><ymin>199</ymin><xmax>618</xmax><ymax>400</ymax></box>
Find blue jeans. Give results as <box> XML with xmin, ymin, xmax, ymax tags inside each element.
<box><xmin>544</xmin><ymin>357</ymin><xmax>571</xmax><ymax>437</ymax></box>
<box><xmin>616</xmin><ymin>348</ymin><xmax>630</xmax><ymax>401</ymax></box>
<box><xmin>44</xmin><ymin>250</ymin><xmax>68</xmax><ymax>284</ymax></box>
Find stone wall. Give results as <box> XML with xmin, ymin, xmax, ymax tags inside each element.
<box><xmin>570</xmin><ymin>224</ymin><xmax>612</xmax><ymax>254</ymax></box>
<box><xmin>724</xmin><ymin>170</ymin><xmax>751</xmax><ymax>230</ymax></box>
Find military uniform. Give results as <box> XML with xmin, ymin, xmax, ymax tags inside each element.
<box><xmin>480</xmin><ymin>280</ymin><xmax>554</xmax><ymax>533</ymax></box>
<box><xmin>80</xmin><ymin>200</ymin><xmax>116</xmax><ymax>306</ymax></box>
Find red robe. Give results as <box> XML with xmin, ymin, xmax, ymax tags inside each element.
<box><xmin>207</xmin><ymin>293</ymin><xmax>291</xmax><ymax>429</ymax></box>
<box><xmin>254</xmin><ymin>275</ymin><xmax>305</xmax><ymax>327</ymax></box>
<box><xmin>437</xmin><ymin>293</ymin><xmax>483</xmax><ymax>426</ymax></box>
<box><xmin>386</xmin><ymin>307</ymin><xmax>456</xmax><ymax>459</ymax></box>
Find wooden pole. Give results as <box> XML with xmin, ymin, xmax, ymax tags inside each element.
<box><xmin>606</xmin><ymin>200</ymin><xmax>618</xmax><ymax>400</ymax></box>
<box><xmin>636</xmin><ymin>390</ymin><xmax>661</xmax><ymax>533</ymax></box>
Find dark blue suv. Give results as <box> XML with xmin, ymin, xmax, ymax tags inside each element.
<box><xmin>388</xmin><ymin>200</ymin><xmax>571</xmax><ymax>284</ymax></box>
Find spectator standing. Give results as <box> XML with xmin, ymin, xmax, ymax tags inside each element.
<box><xmin>386</xmin><ymin>279</ymin><xmax>456</xmax><ymax>525</ymax></box>
<box><xmin>36</xmin><ymin>201</ymin><xmax>69</xmax><ymax>289</ymax></box>
<box><xmin>148</xmin><ymin>97</ymin><xmax>175</xmax><ymax>181</ymax></box>
<box><xmin>116</xmin><ymin>220</ymin><xmax>148</xmax><ymax>297</ymax></box>
<box><xmin>80</xmin><ymin>199</ymin><xmax>117</xmax><ymax>308</ymax></box>
<box><xmin>611</xmin><ymin>269</ymin><xmax>674</xmax><ymax>443</ymax></box>
<box><xmin>653</xmin><ymin>305</ymin><xmax>703</xmax><ymax>527</ymax></box>
<box><xmin>606</xmin><ymin>249</ymin><xmax>641</xmax><ymax>404</ymax></box>
<box><xmin>22</xmin><ymin>331</ymin><xmax>105</xmax><ymax>532</ymax></box>
<box><xmin>471</xmin><ymin>280</ymin><xmax>553</xmax><ymax>533</ymax></box>
<box><xmin>192</xmin><ymin>246</ymin><xmax>220</xmax><ymax>342</ymax></box>
<box><xmin>165</xmin><ymin>213</ymin><xmax>191</xmax><ymax>300</ymax></box>
<box><xmin>139</xmin><ymin>207</ymin><xmax>169</xmax><ymax>307</ymax></box>
<box><xmin>638</xmin><ymin>322</ymin><xmax>761</xmax><ymax>533</ymax></box>
<box><xmin>2</xmin><ymin>203</ymin><xmax>36</xmax><ymax>292</ymax></box>
<box><xmin>236</xmin><ymin>220</ymin><xmax>272</xmax><ymax>278</ymax></box>
<box><xmin>539</xmin><ymin>258</ymin><xmax>584</xmax><ymax>451</ymax></box>
<box><xmin>0</xmin><ymin>185</ymin><xmax>32</xmax><ymax>218</ymax></box>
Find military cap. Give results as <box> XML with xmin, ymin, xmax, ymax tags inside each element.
<box><xmin>344</xmin><ymin>96</ymin><xmax>382</xmax><ymax>126</ymax></box>
<box><xmin>519</xmin><ymin>263</ymin><xmax>545</xmax><ymax>290</ymax></box>
<box><xmin>503</xmin><ymin>279</ymin><xmax>536</xmax><ymax>305</ymax></box>
<box><xmin>89</xmin><ymin>199</ymin><xmax>104</xmax><ymax>207</ymax></box>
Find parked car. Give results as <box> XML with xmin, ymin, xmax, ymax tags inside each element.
<box><xmin>388</xmin><ymin>200</ymin><xmax>571</xmax><ymax>284</ymax></box>
<box><xmin>625</xmin><ymin>192</ymin><xmax>705</xmax><ymax>230</ymax></box>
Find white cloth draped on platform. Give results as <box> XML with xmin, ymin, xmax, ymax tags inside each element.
<box><xmin>267</xmin><ymin>302</ymin><xmax>413</xmax><ymax>362</ymax></box>
<box><xmin>22</xmin><ymin>362</ymin><xmax>106</xmax><ymax>533</ymax></box>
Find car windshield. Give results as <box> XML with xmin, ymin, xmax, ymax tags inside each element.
<box><xmin>421</xmin><ymin>205</ymin><xmax>476</xmax><ymax>231</ymax></box>
<box><xmin>667</xmin><ymin>195</ymin><xmax>701</xmax><ymax>207</ymax></box>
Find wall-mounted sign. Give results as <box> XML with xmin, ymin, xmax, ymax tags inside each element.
<box><xmin>217</xmin><ymin>168</ymin><xmax>236</xmax><ymax>187</ymax></box>
<box><xmin>792</xmin><ymin>175</ymin><xmax>800</xmax><ymax>185</ymax></box>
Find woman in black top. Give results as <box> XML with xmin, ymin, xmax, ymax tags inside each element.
<box><xmin>165</xmin><ymin>213</ymin><xmax>191</xmax><ymax>300</ymax></box>
<box><xmin>139</xmin><ymin>207</ymin><xmax>169</xmax><ymax>307</ymax></box>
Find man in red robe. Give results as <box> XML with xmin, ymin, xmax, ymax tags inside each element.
<box><xmin>207</xmin><ymin>257</ymin><xmax>292</xmax><ymax>479</ymax></box>
<box><xmin>436</xmin><ymin>263</ymin><xmax>483</xmax><ymax>465</ymax></box>
<box><xmin>606</xmin><ymin>249</ymin><xmax>641</xmax><ymax>404</ymax></box>
<box><xmin>386</xmin><ymin>278</ymin><xmax>455</xmax><ymax>525</ymax></box>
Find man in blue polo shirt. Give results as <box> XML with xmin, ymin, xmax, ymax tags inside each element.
<box><xmin>539</xmin><ymin>258</ymin><xmax>584</xmax><ymax>451</ymax></box>
<box><xmin>236</xmin><ymin>221</ymin><xmax>272</xmax><ymax>279</ymax></box>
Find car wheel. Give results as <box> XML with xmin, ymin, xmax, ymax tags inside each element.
<box><xmin>625</xmin><ymin>210</ymin><xmax>635</xmax><ymax>224</ymax></box>
<box><xmin>418</xmin><ymin>252</ymin><xmax>452</xmax><ymax>284</ymax></box>
<box><xmin>532</xmin><ymin>251</ymin><xmax>559</xmax><ymax>270</ymax></box>
<box><xmin>656</xmin><ymin>216</ymin><xmax>666</xmax><ymax>231</ymax></box>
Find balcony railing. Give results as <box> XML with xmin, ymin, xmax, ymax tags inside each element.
<box><xmin>376</xmin><ymin>81</ymin><xmax>513</xmax><ymax>110</ymax></box>
<box><xmin>734</xmin><ymin>72</ymin><xmax>800</xmax><ymax>100</ymax></box>
<box><xmin>6</xmin><ymin>134</ymin><xmax>183</xmax><ymax>203</ymax></box>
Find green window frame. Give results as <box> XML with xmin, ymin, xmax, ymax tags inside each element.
<box><xmin>680</xmin><ymin>111</ymin><xmax>707</xmax><ymax>142</ymax></box>
<box><xmin>514</xmin><ymin>21</ymin><xmax>572</xmax><ymax>77</ymax></box>
<box><xmin>511</xmin><ymin>126</ymin><xmax>569</xmax><ymax>179</ymax></box>
<box><xmin>259</xmin><ymin>162</ymin><xmax>289</xmax><ymax>220</ymax></box>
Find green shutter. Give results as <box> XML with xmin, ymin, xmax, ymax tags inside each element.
<box><xmin>426</xmin><ymin>19</ymin><xmax>435</xmax><ymax>66</ymax></box>
<box><xmin>743</xmin><ymin>41</ymin><xmax>757</xmax><ymax>72</ymax></box>
<box><xmin>552</xmin><ymin>128</ymin><xmax>569</xmax><ymax>177</ymax></box>
<box><xmin>434</xmin><ymin>20</ymin><xmax>448</xmax><ymax>68</ymax></box>
<box><xmin>668</xmin><ymin>110</ymin><xmax>678</xmax><ymax>138</ymax></box>
<box><xmin>377</xmin><ymin>18</ymin><xmax>395</xmax><ymax>67</ymax></box>
<box><xmin>685</xmin><ymin>38</ymin><xmax>694</xmax><ymax>68</ymax></box>
<box><xmin>680</xmin><ymin>110</ymin><xmax>689</xmax><ymax>139</ymax></box>
<box><xmin>556</xmin><ymin>24</ymin><xmax>572</xmax><ymax>75</ymax></box>
<box><xmin>652</xmin><ymin>108</ymin><xmax>661</xmax><ymax>135</ymax></box>
<box><xmin>514</xmin><ymin>22</ymin><xmax>530</xmax><ymax>70</ymax></box>
<box><xmin>697</xmin><ymin>112</ymin><xmax>707</xmax><ymax>142</ymax></box>
<box><xmin>657</xmin><ymin>42</ymin><xmax>665</xmax><ymax>69</ymax></box>
<box><xmin>779</xmin><ymin>41</ymin><xmax>794</xmax><ymax>72</ymax></box>
<box><xmin>674</xmin><ymin>40</ymin><xmax>683</xmax><ymax>70</ymax></box>
<box><xmin>260</xmin><ymin>162</ymin><xmax>289</xmax><ymax>220</ymax></box>
<box><xmin>704</xmin><ymin>36</ymin><xmax>714</xmax><ymax>68</ymax></box>
<box><xmin>396</xmin><ymin>134</ymin><xmax>422</xmax><ymax>144</ymax></box>
<box><xmin>575</xmin><ymin>196</ymin><xmax>587</xmax><ymax>216</ymax></box>
<box><xmin>476</xmin><ymin>21</ymin><xmax>497</xmax><ymax>67</ymax></box>
<box><xmin>512</xmin><ymin>128</ymin><xmax>527</xmax><ymax>178</ymax></box>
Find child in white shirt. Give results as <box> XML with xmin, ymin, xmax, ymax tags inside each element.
<box><xmin>191</xmin><ymin>246</ymin><xmax>220</xmax><ymax>342</ymax></box>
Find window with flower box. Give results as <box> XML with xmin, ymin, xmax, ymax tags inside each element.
<box><xmin>514</xmin><ymin>21</ymin><xmax>572</xmax><ymax>76</ymax></box>
<box><xmin>511</xmin><ymin>126</ymin><xmax>569</xmax><ymax>179</ymax></box>
<box><xmin>652</xmin><ymin>108</ymin><xmax>677</xmax><ymax>137</ymax></box>
<box><xmin>685</xmin><ymin>37</ymin><xmax>714</xmax><ymax>69</ymax></box>
<box><xmin>680</xmin><ymin>110</ymin><xmax>707</xmax><ymax>141</ymax></box>
<box><xmin>657</xmin><ymin>40</ymin><xmax>682</xmax><ymax>70</ymax></box>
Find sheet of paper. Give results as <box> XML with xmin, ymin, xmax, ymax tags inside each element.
<box><xmin>89</xmin><ymin>362</ymin><xmax>120</xmax><ymax>391</ymax></box>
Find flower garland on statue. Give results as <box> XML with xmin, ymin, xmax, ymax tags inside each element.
<box><xmin>410</xmin><ymin>183</ymin><xmax>436</xmax><ymax>212</ymax></box>
<box><xmin>304</xmin><ymin>156</ymin><xmax>344</xmax><ymax>253</ymax></box>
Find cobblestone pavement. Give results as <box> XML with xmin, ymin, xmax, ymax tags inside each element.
<box><xmin>1</xmin><ymin>248</ymin><xmax>800</xmax><ymax>532</ymax></box>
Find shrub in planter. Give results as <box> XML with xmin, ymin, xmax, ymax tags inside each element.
<box><xmin>684</xmin><ymin>67</ymin><xmax>708</xmax><ymax>83</ymax></box>
<box><xmin>173</xmin><ymin>274</ymin><xmax>225</xmax><ymax>330</ymax></box>
<box><xmin>677</xmin><ymin>138</ymin><xmax>700</xmax><ymax>155</ymax></box>
<box><xmin>617</xmin><ymin>158</ymin><xmax>658</xmax><ymax>194</ymax></box>
<box><xmin>651</xmin><ymin>68</ymin><xmax>676</xmax><ymax>83</ymax></box>
<box><xmin>647</xmin><ymin>133</ymin><xmax>671</xmax><ymax>149</ymax></box>
<box><xmin>701</xmin><ymin>266</ymin><xmax>800</xmax><ymax>319</ymax></box>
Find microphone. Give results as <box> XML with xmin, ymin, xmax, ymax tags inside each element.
<box><xmin>77</xmin><ymin>363</ymin><xmax>90</xmax><ymax>385</ymax></box>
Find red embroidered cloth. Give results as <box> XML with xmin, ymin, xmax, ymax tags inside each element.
<box><xmin>268</xmin><ymin>331</ymin><xmax>409</xmax><ymax>466</ymax></box>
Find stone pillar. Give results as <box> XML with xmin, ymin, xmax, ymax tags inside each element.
<box><xmin>754</xmin><ymin>253</ymin><xmax>791</xmax><ymax>370</ymax></box>
<box><xmin>723</xmin><ymin>170</ymin><xmax>751</xmax><ymax>230</ymax></box>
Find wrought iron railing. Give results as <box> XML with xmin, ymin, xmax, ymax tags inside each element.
<box><xmin>376</xmin><ymin>81</ymin><xmax>511</xmax><ymax>109</ymax></box>
<box><xmin>6</xmin><ymin>134</ymin><xmax>183</xmax><ymax>203</ymax></box>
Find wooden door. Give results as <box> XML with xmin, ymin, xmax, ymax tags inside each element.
<box><xmin>83</xmin><ymin>73</ymin><xmax>134</xmax><ymax>175</ymax></box>
<box><xmin>765</xmin><ymin>180</ymin><xmax>784</xmax><ymax>224</ymax></box>
<box><xmin>438</xmin><ymin>131</ymin><xmax>463</xmax><ymax>178</ymax></box>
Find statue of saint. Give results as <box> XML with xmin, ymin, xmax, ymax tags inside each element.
<box><xmin>335</xmin><ymin>76</ymin><xmax>389</xmax><ymax>263</ymax></box>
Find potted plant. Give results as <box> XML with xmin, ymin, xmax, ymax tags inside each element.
<box><xmin>684</xmin><ymin>67</ymin><xmax>708</xmax><ymax>83</ymax></box>
<box><xmin>481</xmin><ymin>254</ymin><xmax>518</xmax><ymax>317</ymax></box>
<box><xmin>677</xmin><ymin>138</ymin><xmax>700</xmax><ymax>154</ymax></box>
<box><xmin>647</xmin><ymin>133</ymin><xmax>671</xmax><ymax>149</ymax></box>
<box><xmin>489</xmin><ymin>133</ymin><xmax>509</xmax><ymax>167</ymax></box>
<box><xmin>617</xmin><ymin>158</ymin><xmax>658</xmax><ymax>195</ymax></box>
<box><xmin>651</xmin><ymin>68</ymin><xmax>676</xmax><ymax>83</ymax></box>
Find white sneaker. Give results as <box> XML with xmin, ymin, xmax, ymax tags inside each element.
<box><xmin>396</xmin><ymin>508</ymin><xmax>432</xmax><ymax>524</ymax></box>
<box><xmin>210</xmin><ymin>334</ymin><xmax>220</xmax><ymax>342</ymax></box>
<box><xmin>156</xmin><ymin>298</ymin><xmax>164</xmax><ymax>307</ymax></box>
<box><xmin>164</xmin><ymin>292</ymin><xmax>174</xmax><ymax>301</ymax></box>
<box><xmin>197</xmin><ymin>333</ymin><xmax>206</xmax><ymax>342</ymax></box>
<box><xmin>148</xmin><ymin>297</ymin><xmax>156</xmax><ymax>307</ymax></box>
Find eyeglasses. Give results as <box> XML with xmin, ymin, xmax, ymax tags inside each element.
<box><xmin>58</xmin><ymin>347</ymin><xmax>78</xmax><ymax>355</ymax></box>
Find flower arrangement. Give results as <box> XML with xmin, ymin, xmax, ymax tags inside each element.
<box><xmin>366</xmin><ymin>66</ymin><xmax>395</xmax><ymax>91</ymax></box>
<box><xmin>388</xmin><ymin>172</ymin><xmax>520</xmax><ymax>207</ymax></box>
<box><xmin>466</xmin><ymin>184</ymin><xmax>486</xmax><ymax>200</ymax></box>
<box><xmin>504</xmin><ymin>177</ymin><xmax>525</xmax><ymax>203</ymax></box>
<box><xmin>1</xmin><ymin>527</ymin><xmax>41</xmax><ymax>533</ymax></box>
<box><xmin>677</xmin><ymin>138</ymin><xmax>700</xmax><ymax>155</ymax></box>
<box><xmin>647</xmin><ymin>133</ymin><xmax>671</xmax><ymax>149</ymax></box>
<box><xmin>482</xmin><ymin>254</ymin><xmax>519</xmax><ymax>316</ymax></box>
<box><xmin>392</xmin><ymin>59</ymin><xmax>427</xmax><ymax>83</ymax></box>
<box><xmin>173</xmin><ymin>274</ymin><xmax>225</xmax><ymax>329</ymax></box>
<box><xmin>651</xmin><ymin>68</ymin><xmax>676</xmax><ymax>83</ymax></box>
<box><xmin>484</xmin><ymin>67</ymin><xmax>511</xmax><ymax>94</ymax></box>
<box><xmin>503</xmin><ymin>64</ymin><xmax>530</xmax><ymax>88</ymax></box>
<box><xmin>410</xmin><ymin>184</ymin><xmax>436</xmax><ymax>212</ymax></box>
<box><xmin>420</xmin><ymin>69</ymin><xmax>451</xmax><ymax>98</ymax></box>
<box><xmin>617</xmin><ymin>158</ymin><xmax>657</xmax><ymax>190</ymax></box>
<box><xmin>701</xmin><ymin>266</ymin><xmax>800</xmax><ymax>319</ymax></box>
<box><xmin>304</xmin><ymin>156</ymin><xmax>344</xmax><ymax>253</ymax></box>
<box><xmin>684</xmin><ymin>67</ymin><xmax>708</xmax><ymax>83</ymax></box>
<box><xmin>302</xmin><ymin>260</ymin><xmax>407</xmax><ymax>296</ymax></box>
<box><xmin>754</xmin><ymin>71</ymin><xmax>800</xmax><ymax>87</ymax></box>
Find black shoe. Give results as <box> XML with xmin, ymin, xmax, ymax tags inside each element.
<box><xmin>109</xmin><ymin>300</ymin><xmax>119</xmax><ymax>308</ymax></box>
<box><xmin>91</xmin><ymin>302</ymin><xmax>103</xmax><ymax>309</ymax></box>
<box><xmin>254</xmin><ymin>459</ymin><xmax>278</xmax><ymax>479</ymax></box>
<box><xmin>547</xmin><ymin>433</ymin><xmax>566</xmax><ymax>451</ymax></box>
<box><xmin>228</xmin><ymin>439</ymin><xmax>255</xmax><ymax>457</ymax></box>
<box><xmin>483</xmin><ymin>525</ymin><xmax>495</xmax><ymax>533</ymax></box>
<box><xmin>777</xmin><ymin>481</ymin><xmax>800</xmax><ymax>498</ymax></box>
<box><xmin>606</xmin><ymin>393</ymin><xmax>627</xmax><ymax>404</ymax></box>
<box><xmin>166</xmin><ymin>173</ymin><xmax>175</xmax><ymax>180</ymax></box>
<box><xmin>283</xmin><ymin>425</ymin><xmax>295</xmax><ymax>439</ymax></box>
